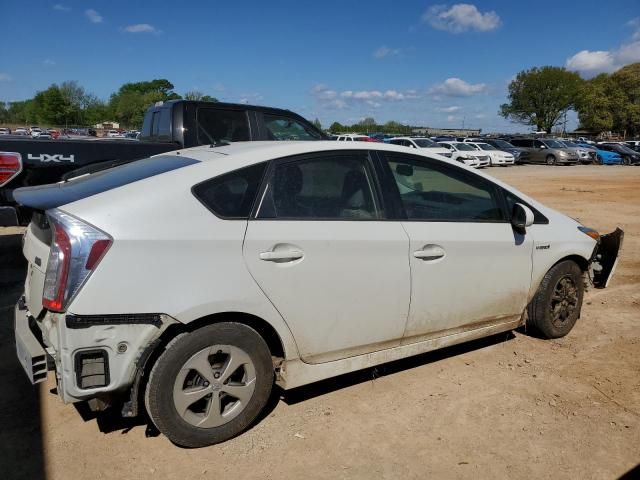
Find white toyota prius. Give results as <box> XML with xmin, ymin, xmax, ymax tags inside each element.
<box><xmin>13</xmin><ymin>141</ymin><xmax>622</xmax><ymax>447</ymax></box>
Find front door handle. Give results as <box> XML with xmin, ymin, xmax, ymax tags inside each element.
<box><xmin>259</xmin><ymin>249</ymin><xmax>304</xmax><ymax>262</ymax></box>
<box><xmin>413</xmin><ymin>244</ymin><xmax>445</xmax><ymax>261</ymax></box>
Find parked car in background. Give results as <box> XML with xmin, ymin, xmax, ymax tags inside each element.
<box><xmin>624</xmin><ymin>140</ymin><xmax>640</xmax><ymax>153</ymax></box>
<box><xmin>388</xmin><ymin>137</ymin><xmax>451</xmax><ymax>156</ymax></box>
<box><xmin>336</xmin><ymin>134</ymin><xmax>373</xmax><ymax>142</ymax></box>
<box><xmin>36</xmin><ymin>131</ymin><xmax>52</xmax><ymax>140</ymax></box>
<box><xmin>13</xmin><ymin>140</ymin><xmax>622</xmax><ymax>447</ymax></box>
<box><xmin>465</xmin><ymin>142</ymin><xmax>515</xmax><ymax>166</ymax></box>
<box><xmin>47</xmin><ymin>129</ymin><xmax>60</xmax><ymax>140</ymax></box>
<box><xmin>597</xmin><ymin>143</ymin><xmax>640</xmax><ymax>165</ymax></box>
<box><xmin>13</xmin><ymin>128</ymin><xmax>28</xmax><ymax>136</ymax></box>
<box><xmin>557</xmin><ymin>140</ymin><xmax>594</xmax><ymax>164</ymax></box>
<box><xmin>509</xmin><ymin>138</ymin><xmax>579</xmax><ymax>165</ymax></box>
<box><xmin>574</xmin><ymin>143</ymin><xmax>623</xmax><ymax>165</ymax></box>
<box><xmin>467</xmin><ymin>138</ymin><xmax>525</xmax><ymax>163</ymax></box>
<box><xmin>437</xmin><ymin>141</ymin><xmax>487</xmax><ymax>167</ymax></box>
<box><xmin>30</xmin><ymin>128</ymin><xmax>43</xmax><ymax>138</ymax></box>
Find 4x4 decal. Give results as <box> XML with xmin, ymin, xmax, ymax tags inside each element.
<box><xmin>27</xmin><ymin>153</ymin><xmax>75</xmax><ymax>163</ymax></box>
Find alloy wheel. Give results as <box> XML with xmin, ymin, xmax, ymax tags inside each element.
<box><xmin>549</xmin><ymin>275</ymin><xmax>579</xmax><ymax>328</ymax></box>
<box><xmin>172</xmin><ymin>345</ymin><xmax>256</xmax><ymax>428</ymax></box>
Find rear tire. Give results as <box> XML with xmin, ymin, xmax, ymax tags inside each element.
<box><xmin>527</xmin><ymin>261</ymin><xmax>584</xmax><ymax>339</ymax></box>
<box><xmin>146</xmin><ymin>323</ymin><xmax>273</xmax><ymax>448</ymax></box>
<box><xmin>546</xmin><ymin>155</ymin><xmax>556</xmax><ymax>165</ymax></box>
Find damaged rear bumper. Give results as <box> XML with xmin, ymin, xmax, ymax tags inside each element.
<box><xmin>591</xmin><ymin>228</ymin><xmax>624</xmax><ymax>288</ymax></box>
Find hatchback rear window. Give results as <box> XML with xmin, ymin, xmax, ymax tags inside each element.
<box><xmin>13</xmin><ymin>155</ymin><xmax>200</xmax><ymax>211</ymax></box>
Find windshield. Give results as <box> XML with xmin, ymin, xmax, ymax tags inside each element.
<box><xmin>611</xmin><ymin>144</ymin><xmax>636</xmax><ymax>154</ymax></box>
<box><xmin>476</xmin><ymin>143</ymin><xmax>496</xmax><ymax>151</ymax></box>
<box><xmin>491</xmin><ymin>140</ymin><xmax>515</xmax><ymax>149</ymax></box>
<box><xmin>543</xmin><ymin>140</ymin><xmax>565</xmax><ymax>149</ymax></box>
<box><xmin>414</xmin><ymin>138</ymin><xmax>438</xmax><ymax>148</ymax></box>
<box><xmin>454</xmin><ymin>143</ymin><xmax>476</xmax><ymax>151</ymax></box>
<box><xmin>562</xmin><ymin>141</ymin><xmax>579</xmax><ymax>147</ymax></box>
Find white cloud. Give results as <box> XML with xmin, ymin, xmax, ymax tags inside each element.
<box><xmin>373</xmin><ymin>46</ymin><xmax>401</xmax><ymax>59</ymax></box>
<box><xmin>423</xmin><ymin>3</ymin><xmax>501</xmax><ymax>33</ymax></box>
<box><xmin>446</xmin><ymin>115</ymin><xmax>459</xmax><ymax>122</ymax></box>
<box><xmin>53</xmin><ymin>4</ymin><xmax>70</xmax><ymax>11</ymax></box>
<box><xmin>428</xmin><ymin>77</ymin><xmax>487</xmax><ymax>97</ymax></box>
<box><xmin>437</xmin><ymin>105</ymin><xmax>461</xmax><ymax>113</ymax></box>
<box><xmin>85</xmin><ymin>9</ymin><xmax>103</xmax><ymax>24</ymax></box>
<box><xmin>43</xmin><ymin>59</ymin><xmax>56</xmax><ymax>66</ymax></box>
<box><xmin>566</xmin><ymin>41</ymin><xmax>640</xmax><ymax>77</ymax></box>
<box><xmin>311</xmin><ymin>84</ymin><xmax>419</xmax><ymax>110</ymax></box>
<box><xmin>123</xmin><ymin>23</ymin><xmax>160</xmax><ymax>34</ymax></box>
<box><xmin>0</xmin><ymin>73</ymin><xmax>12</xmax><ymax>81</ymax></box>
<box><xmin>238</xmin><ymin>92</ymin><xmax>264</xmax><ymax>104</ymax></box>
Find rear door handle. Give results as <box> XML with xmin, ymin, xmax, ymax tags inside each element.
<box><xmin>413</xmin><ymin>244</ymin><xmax>445</xmax><ymax>261</ymax></box>
<box><xmin>259</xmin><ymin>249</ymin><xmax>304</xmax><ymax>262</ymax></box>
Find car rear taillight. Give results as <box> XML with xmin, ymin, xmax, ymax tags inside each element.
<box><xmin>42</xmin><ymin>209</ymin><xmax>112</xmax><ymax>312</ymax></box>
<box><xmin>0</xmin><ymin>152</ymin><xmax>22</xmax><ymax>186</ymax></box>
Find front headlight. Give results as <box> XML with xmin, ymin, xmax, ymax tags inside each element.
<box><xmin>578</xmin><ymin>225</ymin><xmax>600</xmax><ymax>241</ymax></box>
<box><xmin>559</xmin><ymin>151</ymin><xmax>567</xmax><ymax>156</ymax></box>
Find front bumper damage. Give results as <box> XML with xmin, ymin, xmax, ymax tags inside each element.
<box><xmin>591</xmin><ymin>228</ymin><xmax>624</xmax><ymax>288</ymax></box>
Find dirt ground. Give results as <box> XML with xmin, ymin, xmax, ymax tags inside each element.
<box><xmin>1</xmin><ymin>165</ymin><xmax>638</xmax><ymax>480</ymax></box>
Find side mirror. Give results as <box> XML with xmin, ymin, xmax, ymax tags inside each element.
<box><xmin>512</xmin><ymin>203</ymin><xmax>534</xmax><ymax>230</ymax></box>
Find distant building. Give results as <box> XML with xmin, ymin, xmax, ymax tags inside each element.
<box><xmin>412</xmin><ymin>127</ymin><xmax>482</xmax><ymax>137</ymax></box>
<box><xmin>94</xmin><ymin>121</ymin><xmax>120</xmax><ymax>129</ymax></box>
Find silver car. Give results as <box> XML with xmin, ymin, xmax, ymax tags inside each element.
<box><xmin>509</xmin><ymin>138</ymin><xmax>579</xmax><ymax>165</ymax></box>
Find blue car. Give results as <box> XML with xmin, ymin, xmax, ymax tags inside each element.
<box><xmin>575</xmin><ymin>142</ymin><xmax>623</xmax><ymax>165</ymax></box>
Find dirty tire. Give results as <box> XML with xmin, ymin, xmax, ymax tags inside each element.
<box><xmin>527</xmin><ymin>260</ymin><xmax>584</xmax><ymax>339</ymax></box>
<box><xmin>546</xmin><ymin>155</ymin><xmax>556</xmax><ymax>166</ymax></box>
<box><xmin>146</xmin><ymin>323</ymin><xmax>273</xmax><ymax>448</ymax></box>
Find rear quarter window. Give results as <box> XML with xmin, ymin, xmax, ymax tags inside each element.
<box><xmin>192</xmin><ymin>162</ymin><xmax>267</xmax><ymax>219</ymax></box>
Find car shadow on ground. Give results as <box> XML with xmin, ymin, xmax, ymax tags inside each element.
<box><xmin>280</xmin><ymin>331</ymin><xmax>516</xmax><ymax>406</ymax></box>
<box><xmin>0</xmin><ymin>233</ymin><xmax>45</xmax><ymax>480</ymax></box>
<box><xmin>82</xmin><ymin>327</ymin><xmax>516</xmax><ymax>445</ymax></box>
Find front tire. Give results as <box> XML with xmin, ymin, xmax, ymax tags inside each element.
<box><xmin>527</xmin><ymin>261</ymin><xmax>584</xmax><ymax>338</ymax></box>
<box><xmin>146</xmin><ymin>323</ymin><xmax>273</xmax><ymax>448</ymax></box>
<box><xmin>546</xmin><ymin>155</ymin><xmax>556</xmax><ymax>165</ymax></box>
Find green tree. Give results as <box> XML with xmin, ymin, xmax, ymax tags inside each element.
<box><xmin>110</xmin><ymin>79</ymin><xmax>182</xmax><ymax>128</ymax></box>
<box><xmin>575</xmin><ymin>74</ymin><xmax>614</xmax><ymax>133</ymax></box>
<box><xmin>329</xmin><ymin>121</ymin><xmax>344</xmax><ymax>132</ymax></box>
<box><xmin>500</xmin><ymin>66</ymin><xmax>583</xmax><ymax>133</ymax></box>
<box><xmin>184</xmin><ymin>90</ymin><xmax>218</xmax><ymax>102</ymax></box>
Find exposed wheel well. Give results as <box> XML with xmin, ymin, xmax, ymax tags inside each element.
<box><xmin>553</xmin><ymin>254</ymin><xmax>590</xmax><ymax>272</ymax></box>
<box><xmin>126</xmin><ymin>312</ymin><xmax>285</xmax><ymax>418</ymax></box>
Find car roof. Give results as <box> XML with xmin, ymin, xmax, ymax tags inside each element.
<box><xmin>161</xmin><ymin>141</ymin><xmax>457</xmax><ymax>166</ymax></box>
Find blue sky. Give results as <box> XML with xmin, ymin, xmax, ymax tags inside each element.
<box><xmin>1</xmin><ymin>1</ymin><xmax>639</xmax><ymax>132</ymax></box>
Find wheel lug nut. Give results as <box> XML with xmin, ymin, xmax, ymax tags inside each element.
<box><xmin>214</xmin><ymin>373</ymin><xmax>221</xmax><ymax>379</ymax></box>
<box><xmin>204</xmin><ymin>382</ymin><xmax>210</xmax><ymax>387</ymax></box>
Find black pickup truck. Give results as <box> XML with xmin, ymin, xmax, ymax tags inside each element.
<box><xmin>0</xmin><ymin>100</ymin><xmax>326</xmax><ymax>225</ymax></box>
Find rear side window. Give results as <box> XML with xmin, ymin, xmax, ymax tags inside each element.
<box><xmin>197</xmin><ymin>108</ymin><xmax>250</xmax><ymax>145</ymax></box>
<box><xmin>256</xmin><ymin>153</ymin><xmax>379</xmax><ymax>220</ymax></box>
<box><xmin>157</xmin><ymin>108</ymin><xmax>172</xmax><ymax>141</ymax></box>
<box><xmin>192</xmin><ymin>163</ymin><xmax>267</xmax><ymax>219</ymax></box>
<box><xmin>263</xmin><ymin>114</ymin><xmax>323</xmax><ymax>141</ymax></box>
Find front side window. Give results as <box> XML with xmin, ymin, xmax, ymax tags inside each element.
<box><xmin>197</xmin><ymin>108</ymin><xmax>250</xmax><ymax>145</ymax></box>
<box><xmin>193</xmin><ymin>163</ymin><xmax>267</xmax><ymax>218</ymax></box>
<box><xmin>257</xmin><ymin>153</ymin><xmax>379</xmax><ymax>219</ymax></box>
<box><xmin>385</xmin><ymin>155</ymin><xmax>504</xmax><ymax>222</ymax></box>
<box><xmin>263</xmin><ymin>114</ymin><xmax>323</xmax><ymax>141</ymax></box>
